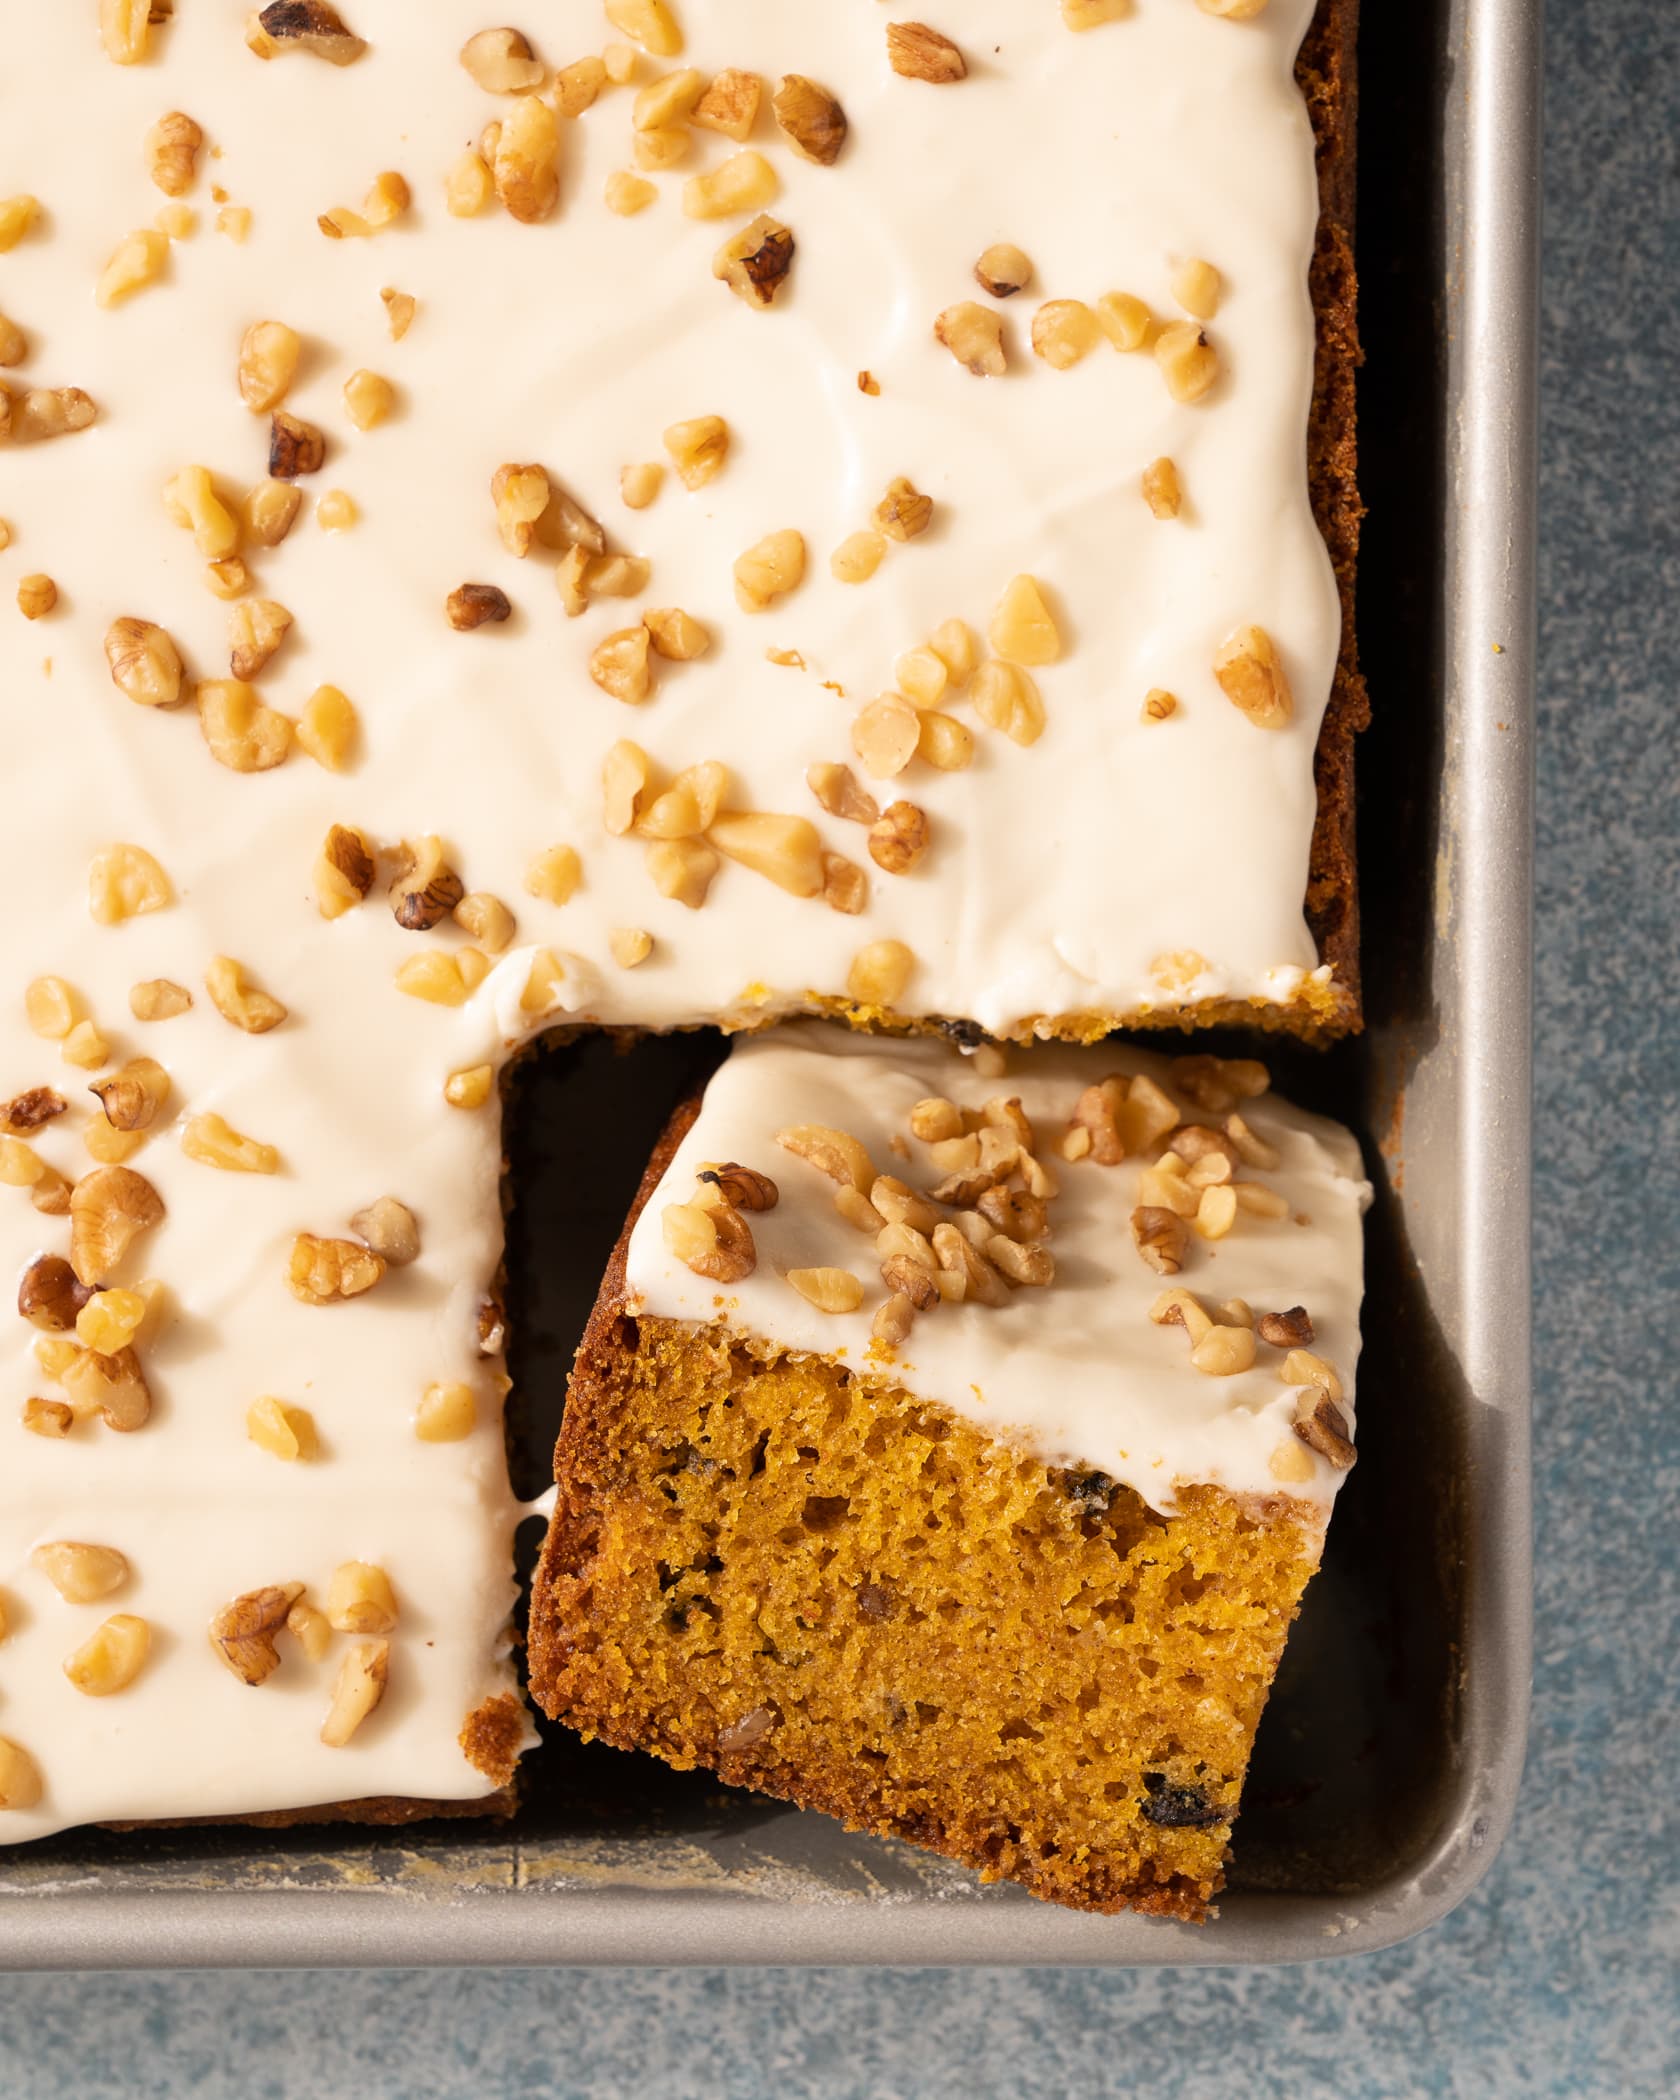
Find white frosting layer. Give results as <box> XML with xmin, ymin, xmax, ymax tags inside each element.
<box><xmin>0</xmin><ymin>0</ymin><xmax>1335</xmax><ymax>1837</ymax></box>
<box><xmin>626</xmin><ymin>1025</ymin><xmax>1370</xmax><ymax>1514</ymax></box>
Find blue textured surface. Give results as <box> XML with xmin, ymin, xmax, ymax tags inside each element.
<box><xmin>2</xmin><ymin>3</ymin><xmax>1675</xmax><ymax>2093</ymax></box>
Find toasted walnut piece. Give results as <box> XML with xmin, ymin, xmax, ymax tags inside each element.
<box><xmin>446</xmin><ymin>583</ymin><xmax>512</xmax><ymax>632</ymax></box>
<box><xmin>286</xmin><ymin>1233</ymin><xmax>385</xmax><ymax>1306</ymax></box>
<box><xmin>0</xmin><ymin>196</ymin><xmax>39</xmax><ymax>252</ymax></box>
<box><xmin>1155</xmin><ymin>319</ymin><xmax>1220</xmax><ymax>404</ymax></box>
<box><xmin>268</xmin><ymin>409</ymin><xmax>326</xmax><ymax>480</ymax></box>
<box><xmin>637</xmin><ymin>610</ymin><xmax>708</xmax><ymax>670</ymax></box>
<box><xmin>1173</xmin><ymin>1054</ymin><xmax>1270</xmax><ymax>1113</ymax></box>
<box><xmin>445</xmin><ymin>1065</ymin><xmax>495</xmax><ymax>1112</ymax></box>
<box><xmin>606</xmin><ymin>0</ymin><xmax>682</xmax><ymax>54</ymax></box>
<box><xmin>1067</xmin><ymin>1077</ymin><xmax>1129</xmax><ymax>1166</ymax></box>
<box><xmin>990</xmin><ymin>574</ymin><xmax>1062</xmax><ymax>666</ymax></box>
<box><xmin>197</xmin><ymin>680</ymin><xmax>292</xmax><ymax>773</ymax></box>
<box><xmin>155</xmin><ymin>201</ymin><xmax>196</xmax><ymax>239</ymax></box>
<box><xmin>86</xmin><ymin>845</ymin><xmax>173</xmax><ymax>932</ymax></box>
<box><xmin>2</xmin><ymin>1088</ymin><xmax>67</xmax><ymax>1139</ymax></box>
<box><xmin>821</xmin><ymin>852</ymin><xmax>868</xmax><ymax>917</ymax></box>
<box><xmin>90</xmin><ymin>1058</ymin><xmax>170</xmax><ymax>1136</ymax></box>
<box><xmin>236</xmin><ymin>485</ymin><xmax>296</xmax><ymax>556</ymax></box>
<box><xmin>926</xmin><ymin>619</ymin><xmax>979</xmax><ymax>691</ymax></box>
<box><xmin>662</xmin><ymin>414</ymin><xmax>729</xmax><ymax>490</ymax></box>
<box><xmin>1142</xmin><ymin>687</ymin><xmax>1179</xmax><ymax>724</ymax></box>
<box><xmin>320</xmin><ymin>1638</ymin><xmax>390</xmax><ymax>1744</ymax></box>
<box><xmin>707</xmin><ymin>811</ymin><xmax>823</xmax><ymax>896</ymax></box>
<box><xmin>713</xmin><ymin>214</ymin><xmax>795</xmax><ymax>308</ymax></box>
<box><xmin>933</xmin><ymin>1222</ymin><xmax>1009</xmax><ymax>1308</ymax></box>
<box><xmin>589</xmin><ymin>554</ymin><xmax>650</xmax><ymax>603</ymax></box>
<box><xmin>1256</xmin><ymin>1306</ymin><xmax>1315</xmax><ymax>1351</ymax></box>
<box><xmin>808</xmin><ymin>762</ymin><xmax>879</xmax><ymax>826</ymax></box>
<box><xmin>0</xmin><ymin>315</ymin><xmax>22</xmax><ymax>365</ymax></box>
<box><xmin>888</xmin><ymin>22</ymin><xmax>967</xmax><ymax>82</ymax></box>
<box><xmin>588</xmin><ymin>626</ymin><xmax>654</xmax><ymax>706</ymax></box>
<box><xmin>386</xmin><ymin>835</ymin><xmax>463</xmax><ymax>932</ymax></box>
<box><xmin>1031</xmin><ymin>298</ymin><xmax>1102</xmax><ymax>371</ymax></box>
<box><xmin>408</xmin><ymin>1380</ymin><xmax>476</xmax><ymax>1444</ymax></box>
<box><xmin>692</xmin><ymin>1163</ymin><xmax>777</xmax><ymax>1216</ymax></box>
<box><xmin>147</xmin><ymin>111</ymin><xmax>204</xmax><ymax>197</ymax></box>
<box><xmin>180</xmin><ymin>1111</ymin><xmax>279</xmax><ymax>1175</ymax></box>
<box><xmin>23</xmin><ymin>1398</ymin><xmax>73</xmax><ymax>1439</ymax></box>
<box><xmin>33</xmin><ymin>1541</ymin><xmax>129</xmax><ymax>1605</ymax></box>
<box><xmin>867</xmin><ymin>801</ymin><xmax>931</xmax><ymax>877</ymax></box>
<box><xmin>553</xmin><ymin>54</ymin><xmax>608</xmax><ymax>113</ymax></box>
<box><xmin>209</xmin><ymin>1582</ymin><xmax>302</xmax><ymax>1686</ymax></box>
<box><xmin>684</xmin><ymin>149</ymin><xmax>778</xmax><ymax>220</ymax></box>
<box><xmin>105</xmin><ymin>617</ymin><xmax>185</xmax><ymax>708</ymax></box>
<box><xmin>693</xmin><ymin>68</ymin><xmax>761</xmax><ymax>138</ymax></box>
<box><xmin>520</xmin><ymin>844</ymin><xmax>580</xmax><ymax>909</ymax></box>
<box><xmin>1214</xmin><ymin>624</ymin><xmax>1294</xmax><ymax>730</ymax></box>
<box><xmin>225</xmin><ymin>599</ymin><xmax>293</xmax><ymax>682</ymax></box>
<box><xmin>448</xmin><ymin>893</ymin><xmax>513</xmax><ymax>957</ymax></box>
<box><xmin>1294</xmin><ymin>1393</ymin><xmax>1356</xmax><ymax>1471</ymax></box>
<box><xmin>370</xmin><ymin>291</ymin><xmax>415</xmax><ymax>347</ymax></box>
<box><xmin>445</xmin><ymin>147</ymin><xmax>495</xmax><ymax>218</ymax></box>
<box><xmin>847</xmin><ymin>939</ymin><xmax>915</xmax><ymax>1009</ymax></box>
<box><xmin>24</xmin><ymin>979</ymin><xmax>74</xmax><ymax>1044</ymax></box>
<box><xmin>732</xmin><ymin>529</ymin><xmax>805</xmax><ymax>613</ymax></box>
<box><xmin>322</xmin><ymin>1560</ymin><xmax>397</xmax><ymax>1635</ymax></box>
<box><xmin>253</xmin><ymin>2</ymin><xmax>365</xmax><ymax>62</ymax></box>
<box><xmin>313</xmin><ymin>823</ymin><xmax>374</xmax><ymax>921</ymax></box>
<box><xmin>776</xmin><ymin>1123</ymin><xmax>873</xmax><ymax>1195</ymax></box>
<box><xmin>602</xmin><ymin>740</ymin><xmax>654</xmax><ymax>837</ymax></box>
<box><xmin>100</xmin><ymin>0</ymin><xmax>161</xmax><ymax>62</ymax></box>
<box><xmin>1141</xmin><ymin>456</ymin><xmax>1184</xmax><ymax>521</ymax></box>
<box><xmin>83</xmin><ymin>1112</ymin><xmax>144</xmax><ymax>1165</ymax></box>
<box><xmin>237</xmin><ymin>321</ymin><xmax>301</xmax><ymax>414</ymax></box>
<box><xmin>633</xmin><ymin>125</ymin><xmax>691</xmax><ymax>172</ymax></box>
<box><xmin>60</xmin><ymin>1019</ymin><xmax>109</xmax><ymax>1073</ymax></box>
<box><xmin>849</xmin><ymin>696</ymin><xmax>919</xmax><ymax>781</ymax></box>
<box><xmin>1171</xmin><ymin>257</ymin><xmax>1223</xmax><ymax>322</ymax></box>
<box><xmin>935</xmin><ymin>301</ymin><xmax>1006</xmax><ymax>377</ymax></box>
<box><xmin>645</xmin><ymin>837</ymin><xmax>719</xmax><ymax>910</ymax></box>
<box><xmin>642</xmin><ymin>761</ymin><xmax>728</xmax><ymax>839</ymax></box>
<box><xmin>969</xmin><ymin>660</ymin><xmax>1048</xmax><ymax>752</ymax></box>
<box><xmin>840</xmin><ymin>1185</ymin><xmax>888</xmax><ymax>1236</ymax></box>
<box><xmin>634</xmin><ymin>65</ymin><xmax>705</xmax><ymax>128</ymax></box>
<box><xmin>1132</xmin><ymin>1205</ymin><xmax>1191</xmax><ymax>1276</ymax></box>
<box><xmin>988</xmin><ymin>1236</ymin><xmax>1055</xmax><ymax>1288</ymax></box>
<box><xmin>874</xmin><ymin>476</ymin><xmax>934</xmax><ymax>544</ymax></box>
<box><xmin>1096</xmin><ymin>290</ymin><xmax>1154</xmax><ymax>353</ymax></box>
<box><xmin>831</xmin><ymin>530</ymin><xmax>887</xmax><ymax>585</ymax></box>
<box><xmin>492</xmin><ymin>91</ymin><xmax>561</xmax><ymax>221</ymax></box>
<box><xmin>872</xmin><ymin>1174</ymin><xmax>941</xmax><ymax>1231</ymax></box>
<box><xmin>74</xmin><ymin>1289</ymin><xmax>145</xmax><ymax>1354</ymax></box>
<box><xmin>68</xmin><ymin>1166</ymin><xmax>164</xmax><ymax>1289</ymax></box>
<box><xmin>18</xmin><ymin>1256</ymin><xmax>90</xmax><ymax>1334</ymax></box>
<box><xmin>1189</xmin><ymin>1323</ymin><xmax>1257</xmax><ymax>1377</ymax></box>
<box><xmin>460</xmin><ymin>27</ymin><xmax>545</xmax><ymax>92</ymax></box>
<box><xmin>95</xmin><ymin>227</ymin><xmax>169</xmax><ymax>308</ymax></box>
<box><xmin>662</xmin><ymin>1196</ymin><xmax>754</xmax><ymax>1281</ymax></box>
<box><xmin>202</xmin><ymin>955</ymin><xmax>285</xmax><ymax>1036</ymax></box>
<box><xmin>62</xmin><ymin>1615</ymin><xmax>150</xmax><ymax>1700</ymax></box>
<box><xmin>341</xmin><ymin>1196</ymin><xmax>419</xmax><ymax>1270</ymax></box>
<box><xmin>163</xmin><ymin>465</ymin><xmax>240</xmax><ymax>557</ymax></box>
<box><xmin>600</xmin><ymin>926</ymin><xmax>652</xmax><ymax>973</ymax></box>
<box><xmin>599</xmin><ymin>168</ymin><xmax>652</xmax><ymax>218</ymax></box>
<box><xmin>0</xmin><ymin>1136</ymin><xmax>46</xmax><ymax>1187</ymax></box>
<box><xmin>8</xmin><ymin>386</ymin><xmax>99</xmax><ymax>443</ymax></box>
<box><xmin>342</xmin><ymin>368</ymin><xmax>394</xmax><ymax>432</ymax></box>
<box><xmin>289</xmin><ymin>685</ymin><xmax>356</xmax><ymax>777</ymax></box>
<box><xmin>873</xmin><ymin>1292</ymin><xmax>916</xmax><ymax>1348</ymax></box>
<box><xmin>774</xmin><ymin>74</ymin><xmax>847</xmax><ymax>165</ymax></box>
<box><xmin>787</xmin><ymin>1267</ymin><xmax>864</xmax><ymax>1315</ymax></box>
<box><xmin>1280</xmin><ymin>1348</ymin><xmax>1344</xmax><ymax>1403</ymax></box>
<box><xmin>245</xmin><ymin>1396</ymin><xmax>315</xmax><ymax>1461</ymax></box>
<box><xmin>916</xmin><ymin>712</ymin><xmax>974</xmax><ymax>772</ymax></box>
<box><xmin>620</xmin><ymin>462</ymin><xmax>665</xmax><ymax>512</ymax></box>
<box><xmin>1063</xmin><ymin>0</ymin><xmax>1133</xmax><ymax>27</ymax></box>
<box><xmin>16</xmin><ymin>575</ymin><xmax>56</xmax><ymax>620</ymax></box>
<box><xmin>974</xmin><ymin>242</ymin><xmax>1032</xmax><ymax>298</ymax></box>
<box><xmin>394</xmin><ymin>949</ymin><xmax>492</xmax><ymax>1009</ymax></box>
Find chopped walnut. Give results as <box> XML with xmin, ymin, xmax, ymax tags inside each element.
<box><xmin>851</xmin><ymin>696</ymin><xmax>921</xmax><ymax>779</ymax></box>
<box><xmin>602</xmin><ymin>739</ymin><xmax>654</xmax><ymax>836</ymax></box>
<box><xmin>1154</xmin><ymin>320</ymin><xmax>1220</xmax><ymax>404</ymax></box>
<box><xmin>343</xmin><ymin>368</ymin><xmax>394</xmax><ymax>430</ymax></box>
<box><xmin>774</xmin><ymin>75</ymin><xmax>848</xmax><ymax>164</ymax></box>
<box><xmin>1132</xmin><ymin>1205</ymin><xmax>1189</xmax><ymax>1275</ymax></box>
<box><xmin>642</xmin><ymin>761</ymin><xmax>728</xmax><ymax>838</ymax></box>
<box><xmin>390</xmin><ymin>835</ymin><xmax>466</xmax><ymax>931</ymax></box>
<box><xmin>788</xmin><ymin>1267</ymin><xmax>864</xmax><ymax>1315</ymax></box>
<box><xmin>1189</xmin><ymin>1324</ymin><xmax>1257</xmax><ymax>1376</ymax></box>
<box><xmin>621</xmin><ymin>461</ymin><xmax>664</xmax><ymax>509</ymax></box>
<box><xmin>318</xmin><ymin>169</ymin><xmax>410</xmax><ymax>240</ymax></box>
<box><xmin>68</xmin><ymin>1166</ymin><xmax>164</xmax><ymax>1288</ymax></box>
<box><xmin>1032</xmin><ymin>299</ymin><xmax>1101</xmax><ymax>370</ymax></box>
<box><xmin>990</xmin><ymin>574</ymin><xmax>1062</xmax><ymax>666</ymax></box>
<box><xmin>935</xmin><ymin>301</ymin><xmax>1006</xmax><ymax>377</ymax></box>
<box><xmin>974</xmin><ymin>243</ymin><xmax>1032</xmax><ymax>298</ymax></box>
<box><xmin>6</xmin><ymin>385</ymin><xmax>98</xmax><ymax>443</ymax></box>
<box><xmin>609</xmin><ymin>927</ymin><xmax>654</xmax><ymax>969</ymax></box>
<box><xmin>525</xmin><ymin>844</ymin><xmax>583</xmax><ymax>906</ymax></box>
<box><xmin>1294</xmin><ymin>1393</ymin><xmax>1357</xmax><ymax>1471</ymax></box>
<box><xmin>868</xmin><ymin>800</ymin><xmax>931</xmax><ymax>876</ymax></box>
<box><xmin>847</xmin><ymin>939</ymin><xmax>915</xmax><ymax>1009</ymax></box>
<box><xmin>18</xmin><ymin>1255</ymin><xmax>91</xmax><ymax>1333</ymax></box>
<box><xmin>693</xmin><ymin>68</ymin><xmax>761</xmax><ymax>139</ymax></box>
<box><xmin>831</xmin><ymin>530</ymin><xmax>887</xmax><ymax>585</ymax></box>
<box><xmin>554</xmin><ymin>55</ymin><xmax>608</xmax><ymax>114</ymax></box>
<box><xmin>1</xmin><ymin>1088</ymin><xmax>66</xmax><ymax>1138</ymax></box>
<box><xmin>23</xmin><ymin>1398</ymin><xmax>74</xmax><ymax>1440</ymax></box>
<box><xmin>808</xmin><ymin>763</ymin><xmax>879</xmax><ymax>825</ymax></box>
<box><xmin>1063</xmin><ymin>0</ymin><xmax>1134</xmax><ymax>27</ymax></box>
<box><xmin>95</xmin><ymin>228</ymin><xmax>169</xmax><ymax>309</ymax></box>
<box><xmin>198</xmin><ymin>679</ymin><xmax>293</xmax><ymax>772</ymax></box>
<box><xmin>873</xmin><ymin>1293</ymin><xmax>916</xmax><ymax>1348</ymax></box>
<box><xmin>90</xmin><ymin>1058</ymin><xmax>170</xmax><ymax>1134</ymax></box>
<box><xmin>447</xmin><ymin>583</ymin><xmax>512</xmax><ymax>631</ymax></box>
<box><xmin>822</xmin><ymin>852</ymin><xmax>868</xmax><ymax>916</ymax></box>
<box><xmin>206</xmin><ymin>954</ymin><xmax>287</xmax><ymax>1034</ymax></box>
<box><xmin>87</xmin><ymin>844</ymin><xmax>173</xmax><ymax>926</ymax></box>
<box><xmin>1142</xmin><ymin>456</ymin><xmax>1183</xmax><ymax>520</ymax></box>
<box><xmin>238</xmin><ymin>321</ymin><xmax>301</xmax><ymax>414</ymax></box>
<box><xmin>1258</xmin><ymin>1306</ymin><xmax>1315</xmax><ymax>1349</ymax></box>
<box><xmin>1142</xmin><ymin>687</ymin><xmax>1179</xmax><ymax>723</ymax></box>
<box><xmin>445</xmin><ymin>1065</ymin><xmax>495</xmax><ymax>1111</ymax></box>
<box><xmin>380</xmin><ymin>285</ymin><xmax>416</xmax><ymax>338</ymax></box>
<box><xmin>446</xmin><ymin>148</ymin><xmax>494</xmax><ymax>218</ymax></box>
<box><xmin>916</xmin><ymin>712</ymin><xmax>974</xmax><ymax>771</ymax></box>
<box><xmin>697</xmin><ymin>1163</ymin><xmax>779</xmax><ymax>1212</ymax></box>
<box><xmin>182</xmin><ymin>1111</ymin><xmax>280</xmax><ymax>1175</ymax></box>
<box><xmin>605</xmin><ymin>0</ymin><xmax>683</xmax><ymax>55</ymax></box>
<box><xmin>887</xmin><ymin>22</ymin><xmax>967</xmax><ymax>82</ymax></box>
<box><xmin>455</xmin><ymin>892</ymin><xmax>516</xmax><ymax>953</ymax></box>
<box><xmin>148</xmin><ymin>111</ymin><xmax>203</xmax><ymax>196</ymax></box>
<box><xmin>875</xmin><ymin>477</ymin><xmax>933</xmax><ymax>543</ymax></box>
<box><xmin>662</xmin><ymin>1198</ymin><xmax>755</xmax><ymax>1282</ymax></box>
<box><xmin>0</xmin><ymin>196</ymin><xmax>40</xmax><ymax>251</ymax></box>
<box><xmin>971</xmin><ymin>659</ymin><xmax>1046</xmax><ymax>746</ymax></box>
<box><xmin>663</xmin><ymin>414</ymin><xmax>729</xmax><ymax>489</ymax></box>
<box><xmin>249</xmin><ymin>2</ymin><xmax>365</xmax><ymax>63</ymax></box>
<box><xmin>460</xmin><ymin>26</ymin><xmax>545</xmax><ymax>92</ymax></box>
<box><xmin>163</xmin><ymin>465</ymin><xmax>240</xmax><ymax>556</ymax></box>
<box><xmin>1172</xmin><ymin>257</ymin><xmax>1223</xmax><ymax>320</ymax></box>
<box><xmin>321</xmin><ymin>1641</ymin><xmax>389</xmax><ymax>1747</ymax></box>
<box><xmin>33</xmin><ymin>1541</ymin><xmax>130</xmax><ymax>1605</ymax></box>
<box><xmin>1214</xmin><ymin>625</ymin><xmax>1294</xmax><ymax>729</ymax></box>
<box><xmin>708</xmin><ymin>812</ymin><xmax>823</xmax><ymax>896</ymax></box>
<box><xmin>208</xmin><ymin>1583</ymin><xmax>302</xmax><ymax>1685</ymax></box>
<box><xmin>733</xmin><ymin>528</ymin><xmax>805</xmax><ymax>612</ymax></box>
<box><xmin>287</xmin><ymin>1233</ymin><xmax>385</xmax><ymax>1305</ymax></box>
<box><xmin>0</xmin><ymin>315</ymin><xmax>21</xmax><ymax>365</ymax></box>
<box><xmin>105</xmin><ymin>617</ymin><xmax>185</xmax><ymax>708</ymax></box>
<box><xmin>269</xmin><ymin>409</ymin><xmax>325</xmax><ymax>479</ymax></box>
<box><xmin>643</xmin><ymin>607</ymin><xmax>711</xmax><ymax>663</ymax></box>
<box><xmin>775</xmin><ymin>1122</ymin><xmax>873</xmax><ymax>1194</ymax></box>
<box><xmin>494</xmin><ymin>92</ymin><xmax>561</xmax><ymax>221</ymax></box>
<box><xmin>227</xmin><ymin>598</ymin><xmax>293</xmax><ymax>682</ymax></box>
<box><xmin>932</xmin><ymin>1222</ymin><xmax>1008</xmax><ymax>1307</ymax></box>
<box><xmin>645</xmin><ymin>838</ymin><xmax>718</xmax><ymax>909</ymax></box>
<box><xmin>634</xmin><ymin>126</ymin><xmax>692</xmax><ymax>173</ymax></box>
<box><xmin>246</xmin><ymin>1397</ymin><xmax>316</xmax><ymax>1460</ymax></box>
<box><xmin>713</xmin><ymin>215</ymin><xmax>795</xmax><ymax>308</ymax></box>
<box><xmin>684</xmin><ymin>149</ymin><xmax>778</xmax><ymax>220</ymax></box>
<box><xmin>16</xmin><ymin>575</ymin><xmax>56</xmax><ymax>621</ymax></box>
<box><xmin>590</xmin><ymin>626</ymin><xmax>655</xmax><ymax>704</ymax></box>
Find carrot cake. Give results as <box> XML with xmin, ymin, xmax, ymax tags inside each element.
<box><xmin>530</xmin><ymin>1023</ymin><xmax>1370</xmax><ymax>1919</ymax></box>
<box><xmin>1</xmin><ymin>0</ymin><xmax>1357</xmax><ymax>1837</ymax></box>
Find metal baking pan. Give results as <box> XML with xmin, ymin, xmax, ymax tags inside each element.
<box><xmin>0</xmin><ymin>0</ymin><xmax>1537</xmax><ymax>1970</ymax></box>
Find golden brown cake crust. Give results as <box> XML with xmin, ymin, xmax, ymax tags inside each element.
<box><xmin>529</xmin><ymin>1099</ymin><xmax>1326</xmax><ymax>1922</ymax></box>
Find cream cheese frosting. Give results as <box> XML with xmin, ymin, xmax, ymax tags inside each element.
<box><xmin>0</xmin><ymin>0</ymin><xmax>1337</xmax><ymax>1837</ymax></box>
<box><xmin>625</xmin><ymin>1024</ymin><xmax>1371</xmax><ymax>1515</ymax></box>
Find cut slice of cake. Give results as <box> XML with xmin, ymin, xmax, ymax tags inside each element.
<box><xmin>530</xmin><ymin>1024</ymin><xmax>1370</xmax><ymax>1920</ymax></box>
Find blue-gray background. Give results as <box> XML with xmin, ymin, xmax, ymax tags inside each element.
<box><xmin>3</xmin><ymin>4</ymin><xmax>1674</xmax><ymax>2093</ymax></box>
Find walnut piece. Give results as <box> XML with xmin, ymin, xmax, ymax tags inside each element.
<box><xmin>148</xmin><ymin>112</ymin><xmax>204</xmax><ymax>197</ymax></box>
<box><xmin>713</xmin><ymin>215</ymin><xmax>795</xmax><ymax>308</ymax></box>
<box><xmin>774</xmin><ymin>75</ymin><xmax>847</xmax><ymax>165</ymax></box>
<box><xmin>447</xmin><ymin>583</ymin><xmax>512</xmax><ymax>631</ymax></box>
<box><xmin>974</xmin><ymin>243</ymin><xmax>1032</xmax><ymax>298</ymax></box>
<box><xmin>104</xmin><ymin>617</ymin><xmax>184</xmax><ymax>708</ymax></box>
<box><xmin>69</xmin><ymin>1166</ymin><xmax>164</xmax><ymax>1288</ymax></box>
<box><xmin>269</xmin><ymin>410</ymin><xmax>325</xmax><ymax>478</ymax></box>
<box><xmin>1214</xmin><ymin>625</ymin><xmax>1294</xmax><ymax>729</ymax></box>
<box><xmin>286</xmin><ymin>1233</ymin><xmax>385</xmax><ymax>1305</ymax></box>
<box><xmin>250</xmin><ymin>3</ymin><xmax>366</xmax><ymax>65</ymax></box>
<box><xmin>210</xmin><ymin>1583</ymin><xmax>304</xmax><ymax>1686</ymax></box>
<box><xmin>935</xmin><ymin>302</ymin><xmax>1006</xmax><ymax>377</ymax></box>
<box><xmin>888</xmin><ymin>22</ymin><xmax>967</xmax><ymax>82</ymax></box>
<box><xmin>662</xmin><ymin>1197</ymin><xmax>756</xmax><ymax>1282</ymax></box>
